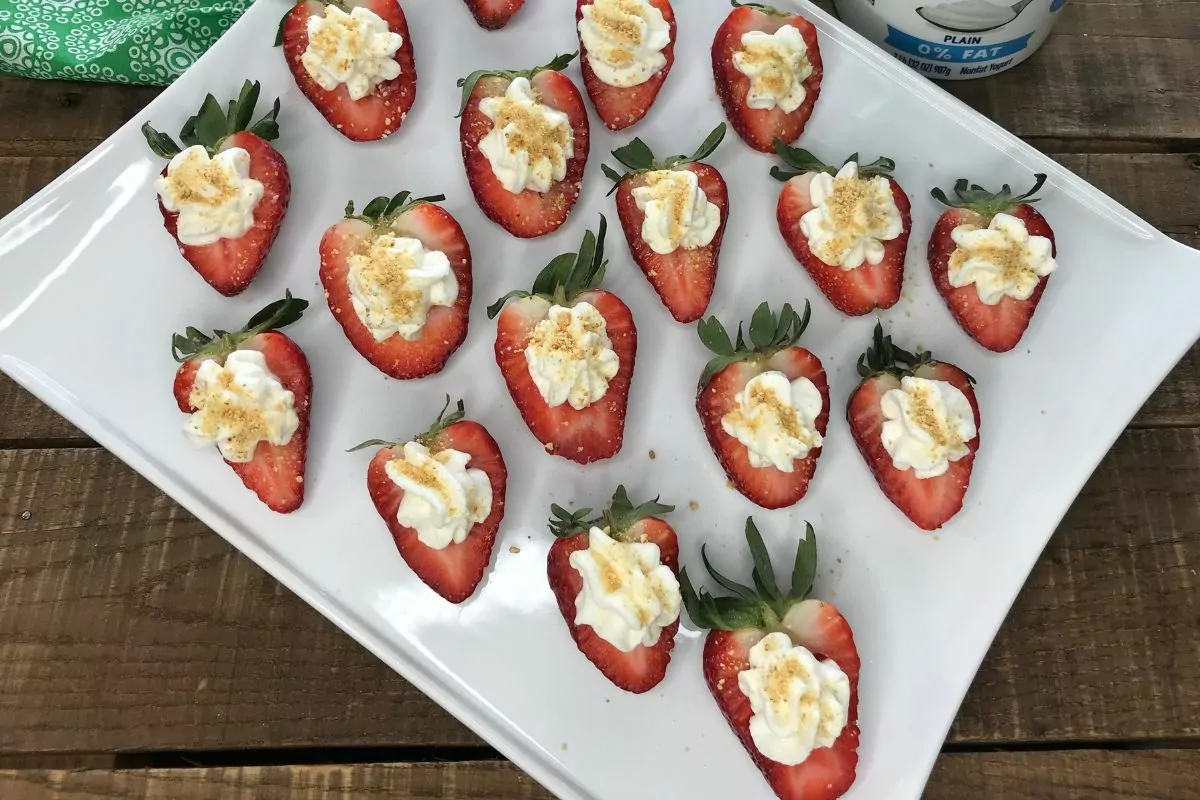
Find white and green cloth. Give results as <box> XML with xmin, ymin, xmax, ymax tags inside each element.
<box><xmin>0</xmin><ymin>0</ymin><xmax>253</xmax><ymax>85</ymax></box>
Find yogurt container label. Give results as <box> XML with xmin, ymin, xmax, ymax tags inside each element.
<box><xmin>834</xmin><ymin>0</ymin><xmax>1067</xmax><ymax>80</ymax></box>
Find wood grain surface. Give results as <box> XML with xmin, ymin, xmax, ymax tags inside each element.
<box><xmin>1</xmin><ymin>0</ymin><xmax>1199</xmax><ymax>797</ymax></box>
<box><xmin>1</xmin><ymin>751</ymin><xmax>1199</xmax><ymax>800</ymax></box>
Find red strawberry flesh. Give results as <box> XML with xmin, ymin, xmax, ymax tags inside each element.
<box><xmin>615</xmin><ymin>162</ymin><xmax>729</xmax><ymax>323</ymax></box>
<box><xmin>460</xmin><ymin>70</ymin><xmax>590</xmax><ymax>238</ymax></box>
<box><xmin>158</xmin><ymin>132</ymin><xmax>291</xmax><ymax>297</ymax></box>
<box><xmin>929</xmin><ymin>205</ymin><xmax>1055</xmax><ymax>352</ymax></box>
<box><xmin>576</xmin><ymin>0</ymin><xmax>676</xmax><ymax>131</ymax></box>
<box><xmin>848</xmin><ymin>360</ymin><xmax>980</xmax><ymax>530</ymax></box>
<box><xmin>697</xmin><ymin>347</ymin><xmax>830</xmax><ymax>509</ymax></box>
<box><xmin>282</xmin><ymin>0</ymin><xmax>417</xmax><ymax>142</ymax></box>
<box><xmin>495</xmin><ymin>290</ymin><xmax>636</xmax><ymax>463</ymax></box>
<box><xmin>704</xmin><ymin>600</ymin><xmax>860</xmax><ymax>800</ymax></box>
<box><xmin>712</xmin><ymin>7</ymin><xmax>823</xmax><ymax>153</ymax></box>
<box><xmin>365</xmin><ymin>420</ymin><xmax>508</xmax><ymax>603</ymax></box>
<box><xmin>777</xmin><ymin>171</ymin><xmax>910</xmax><ymax>317</ymax></box>
<box><xmin>547</xmin><ymin>517</ymin><xmax>679</xmax><ymax>693</ymax></box>
<box><xmin>174</xmin><ymin>331</ymin><xmax>311</xmax><ymax>513</ymax></box>
<box><xmin>319</xmin><ymin>202</ymin><xmax>472</xmax><ymax>379</ymax></box>
<box><xmin>463</xmin><ymin>0</ymin><xmax>526</xmax><ymax>29</ymax></box>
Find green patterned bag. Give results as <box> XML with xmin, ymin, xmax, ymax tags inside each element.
<box><xmin>0</xmin><ymin>0</ymin><xmax>253</xmax><ymax>85</ymax></box>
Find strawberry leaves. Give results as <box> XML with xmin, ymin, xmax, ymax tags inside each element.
<box><xmin>731</xmin><ymin>0</ymin><xmax>788</xmax><ymax>16</ymax></box>
<box><xmin>172</xmin><ymin>290</ymin><xmax>308</xmax><ymax>363</ymax></box>
<box><xmin>931</xmin><ymin>173</ymin><xmax>1047</xmax><ymax>217</ymax></box>
<box><xmin>548</xmin><ymin>485</ymin><xmax>674</xmax><ymax>540</ymax></box>
<box><xmin>455</xmin><ymin>52</ymin><xmax>577</xmax><ymax>117</ymax></box>
<box><xmin>143</xmin><ymin>80</ymin><xmax>282</xmax><ymax>159</ymax></box>
<box><xmin>855</xmin><ymin>322</ymin><xmax>975</xmax><ymax>385</ymax></box>
<box><xmin>347</xmin><ymin>395</ymin><xmax>467</xmax><ymax>452</ymax></box>
<box><xmin>345</xmin><ymin>190</ymin><xmax>447</xmax><ymax>226</ymax></box>
<box><xmin>487</xmin><ymin>216</ymin><xmax>609</xmax><ymax>318</ymax></box>
<box><xmin>602</xmin><ymin>123</ymin><xmax>726</xmax><ymax>194</ymax></box>
<box><xmin>681</xmin><ymin>518</ymin><xmax>819</xmax><ymax>632</ymax></box>
<box><xmin>697</xmin><ymin>301</ymin><xmax>812</xmax><ymax>388</ymax></box>
<box><xmin>770</xmin><ymin>139</ymin><xmax>895</xmax><ymax>183</ymax></box>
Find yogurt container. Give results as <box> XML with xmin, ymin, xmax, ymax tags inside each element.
<box><xmin>834</xmin><ymin>0</ymin><xmax>1068</xmax><ymax>80</ymax></box>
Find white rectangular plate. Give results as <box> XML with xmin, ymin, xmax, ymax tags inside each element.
<box><xmin>2</xmin><ymin>1</ymin><xmax>1198</xmax><ymax>798</ymax></box>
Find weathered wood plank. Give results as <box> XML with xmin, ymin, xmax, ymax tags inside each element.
<box><xmin>950</xmin><ymin>427</ymin><xmax>1200</xmax><ymax>743</ymax></box>
<box><xmin>927</xmin><ymin>750</ymin><xmax>1200</xmax><ymax>800</ymax></box>
<box><xmin>0</xmin><ymin>79</ymin><xmax>159</xmax><ymax>156</ymax></box>
<box><xmin>1</xmin><ymin>429</ymin><xmax>1197</xmax><ymax>752</ymax></box>
<box><xmin>0</xmin><ymin>762</ymin><xmax>550</xmax><ymax>800</ymax></box>
<box><xmin>1</xmin><ymin>152</ymin><xmax>1197</xmax><ymax>443</ymax></box>
<box><xmin>2</xmin><ymin>751</ymin><xmax>1198</xmax><ymax>800</ymax></box>
<box><xmin>945</xmin><ymin>35</ymin><xmax>1200</xmax><ymax>142</ymax></box>
<box><xmin>1056</xmin><ymin>0</ymin><xmax>1200</xmax><ymax>40</ymax></box>
<box><xmin>0</xmin><ymin>449</ymin><xmax>479</xmax><ymax>751</ymax></box>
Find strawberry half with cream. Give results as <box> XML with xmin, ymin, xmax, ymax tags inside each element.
<box><xmin>462</xmin><ymin>0</ymin><xmax>526</xmax><ymax>29</ymax></box>
<box><xmin>929</xmin><ymin>174</ymin><xmax>1057</xmax><ymax>352</ymax></box>
<box><xmin>143</xmin><ymin>80</ymin><xmax>289</xmax><ymax>297</ymax></box>
<box><xmin>489</xmin><ymin>217</ymin><xmax>636</xmax><ymax>464</ymax></box>
<box><xmin>172</xmin><ymin>292</ymin><xmax>311</xmax><ymax>513</ymax></box>
<box><xmin>576</xmin><ymin>0</ymin><xmax>676</xmax><ymax>131</ymax></box>
<box><xmin>681</xmin><ymin>519</ymin><xmax>860</xmax><ymax>800</ymax></box>
<box><xmin>278</xmin><ymin>0</ymin><xmax>416</xmax><ymax>142</ymax></box>
<box><xmin>696</xmin><ymin>302</ymin><xmax>829</xmax><ymax>509</ymax></box>
<box><xmin>319</xmin><ymin>190</ymin><xmax>472</xmax><ymax>379</ymax></box>
<box><xmin>354</xmin><ymin>398</ymin><xmax>507</xmax><ymax>603</ymax></box>
<box><xmin>847</xmin><ymin>324</ymin><xmax>981</xmax><ymax>531</ymax></box>
<box><xmin>712</xmin><ymin>1</ymin><xmax>823</xmax><ymax>153</ymax></box>
<box><xmin>458</xmin><ymin>53</ymin><xmax>590</xmax><ymax>238</ymax></box>
<box><xmin>547</xmin><ymin>486</ymin><xmax>680</xmax><ymax>693</ymax></box>
<box><xmin>604</xmin><ymin>123</ymin><xmax>729</xmax><ymax>322</ymax></box>
<box><xmin>773</xmin><ymin>143</ymin><xmax>911</xmax><ymax>316</ymax></box>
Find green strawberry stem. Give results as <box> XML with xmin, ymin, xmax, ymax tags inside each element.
<box><xmin>455</xmin><ymin>52</ymin><xmax>578</xmax><ymax>117</ymax></box>
<box><xmin>171</xmin><ymin>290</ymin><xmax>307</xmax><ymax>364</ymax></box>
<box><xmin>487</xmin><ymin>215</ymin><xmax>609</xmax><ymax>318</ymax></box>
<box><xmin>930</xmin><ymin>173</ymin><xmax>1047</xmax><ymax>217</ymax></box>
<box><xmin>680</xmin><ymin>518</ymin><xmax>819</xmax><ymax>631</ymax></box>
<box><xmin>344</xmin><ymin>190</ymin><xmax>447</xmax><ymax>227</ymax></box>
<box><xmin>601</xmin><ymin>123</ymin><xmax>726</xmax><ymax>195</ymax></box>
<box><xmin>548</xmin><ymin>485</ymin><xmax>674</xmax><ymax>541</ymax></box>
<box><xmin>696</xmin><ymin>300</ymin><xmax>812</xmax><ymax>389</ymax></box>
<box><xmin>856</xmin><ymin>322</ymin><xmax>974</xmax><ymax>384</ymax></box>
<box><xmin>142</xmin><ymin>79</ymin><xmax>281</xmax><ymax>159</ymax></box>
<box><xmin>731</xmin><ymin>0</ymin><xmax>789</xmax><ymax>17</ymax></box>
<box><xmin>347</xmin><ymin>395</ymin><xmax>466</xmax><ymax>452</ymax></box>
<box><xmin>770</xmin><ymin>139</ymin><xmax>896</xmax><ymax>183</ymax></box>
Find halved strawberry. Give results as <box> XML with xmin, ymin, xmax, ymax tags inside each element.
<box><xmin>695</xmin><ymin>302</ymin><xmax>829</xmax><ymax>509</ymax></box>
<box><xmin>355</xmin><ymin>398</ymin><xmax>508</xmax><ymax>603</ymax></box>
<box><xmin>489</xmin><ymin>217</ymin><xmax>636</xmax><ymax>464</ymax></box>
<box><xmin>547</xmin><ymin>486</ymin><xmax>679</xmax><ymax>692</ymax></box>
<box><xmin>929</xmin><ymin>174</ymin><xmax>1056</xmax><ymax>352</ymax></box>
<box><xmin>458</xmin><ymin>54</ymin><xmax>590</xmax><ymax>238</ymax></box>
<box><xmin>319</xmin><ymin>190</ymin><xmax>472</xmax><ymax>379</ymax></box>
<box><xmin>681</xmin><ymin>519</ymin><xmax>861</xmax><ymax>800</ymax></box>
<box><xmin>278</xmin><ymin>0</ymin><xmax>417</xmax><ymax>142</ymax></box>
<box><xmin>172</xmin><ymin>293</ymin><xmax>312</xmax><ymax>513</ymax></box>
<box><xmin>847</xmin><ymin>324</ymin><xmax>981</xmax><ymax>531</ymax></box>
<box><xmin>463</xmin><ymin>0</ymin><xmax>526</xmax><ymax>29</ymax></box>
<box><xmin>773</xmin><ymin>143</ymin><xmax>911</xmax><ymax>317</ymax></box>
<box><xmin>712</xmin><ymin>3</ymin><xmax>823</xmax><ymax>153</ymax></box>
<box><xmin>142</xmin><ymin>80</ymin><xmax>290</xmax><ymax>297</ymax></box>
<box><xmin>576</xmin><ymin>0</ymin><xmax>676</xmax><ymax>131</ymax></box>
<box><xmin>604</xmin><ymin>123</ymin><xmax>729</xmax><ymax>322</ymax></box>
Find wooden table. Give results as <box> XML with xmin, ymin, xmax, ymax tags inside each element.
<box><xmin>1</xmin><ymin>2</ymin><xmax>1198</xmax><ymax>797</ymax></box>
